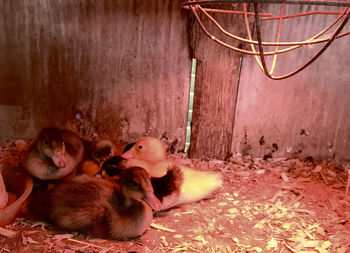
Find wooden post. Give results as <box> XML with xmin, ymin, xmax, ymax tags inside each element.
<box><xmin>187</xmin><ymin>4</ymin><xmax>246</xmax><ymax>160</ymax></box>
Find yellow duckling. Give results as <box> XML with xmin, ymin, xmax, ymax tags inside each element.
<box><xmin>121</xmin><ymin>136</ymin><xmax>223</xmax><ymax>209</ymax></box>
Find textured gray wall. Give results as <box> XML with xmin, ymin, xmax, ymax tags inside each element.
<box><xmin>0</xmin><ymin>0</ymin><xmax>190</xmax><ymax>149</ymax></box>
<box><xmin>232</xmin><ymin>4</ymin><xmax>350</xmax><ymax>163</ymax></box>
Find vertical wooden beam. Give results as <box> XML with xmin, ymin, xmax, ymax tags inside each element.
<box><xmin>188</xmin><ymin>5</ymin><xmax>245</xmax><ymax>160</ymax></box>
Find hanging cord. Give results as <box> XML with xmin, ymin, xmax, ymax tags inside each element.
<box><xmin>251</xmin><ymin>2</ymin><xmax>350</xmax><ymax>79</ymax></box>
<box><xmin>185</xmin><ymin>5</ymin><xmax>350</xmax><ymax>21</ymax></box>
<box><xmin>242</xmin><ymin>2</ymin><xmax>349</xmax><ymax>62</ymax></box>
<box><xmin>261</xmin><ymin>10</ymin><xmax>350</xmax><ymax>20</ymax></box>
<box><xmin>199</xmin><ymin>4</ymin><xmax>350</xmax><ymax>48</ymax></box>
<box><xmin>269</xmin><ymin>4</ymin><xmax>285</xmax><ymax>74</ymax></box>
<box><xmin>187</xmin><ymin>1</ymin><xmax>350</xmax><ymax>79</ymax></box>
<box><xmin>183</xmin><ymin>0</ymin><xmax>350</xmax><ymax>7</ymax></box>
<box><xmin>190</xmin><ymin>4</ymin><xmax>350</xmax><ymax>57</ymax></box>
<box><xmin>183</xmin><ymin>5</ymin><xmax>273</xmax><ymax>16</ymax></box>
<box><xmin>190</xmin><ymin>5</ymin><xmax>264</xmax><ymax>55</ymax></box>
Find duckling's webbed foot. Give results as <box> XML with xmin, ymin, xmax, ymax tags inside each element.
<box><xmin>151</xmin><ymin>165</ymin><xmax>183</xmax><ymax>202</ymax></box>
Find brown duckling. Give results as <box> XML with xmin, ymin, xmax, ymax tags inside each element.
<box><xmin>121</xmin><ymin>137</ymin><xmax>223</xmax><ymax>209</ymax></box>
<box><xmin>99</xmin><ymin>155</ymin><xmax>126</xmax><ymax>179</ymax></box>
<box><xmin>23</xmin><ymin>127</ymin><xmax>85</xmax><ymax>182</ymax></box>
<box><xmin>28</xmin><ymin>167</ymin><xmax>161</xmax><ymax>240</ymax></box>
<box><xmin>100</xmin><ymin>156</ymin><xmax>184</xmax><ymax>208</ymax></box>
<box><xmin>81</xmin><ymin>139</ymin><xmax>125</xmax><ymax>177</ymax></box>
<box><xmin>91</xmin><ymin>139</ymin><xmax>118</xmax><ymax>165</ymax></box>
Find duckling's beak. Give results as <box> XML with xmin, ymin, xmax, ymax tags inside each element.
<box><xmin>142</xmin><ymin>191</ymin><xmax>162</xmax><ymax>211</ymax></box>
<box><xmin>52</xmin><ymin>150</ymin><xmax>66</xmax><ymax>168</ymax></box>
<box><xmin>121</xmin><ymin>149</ymin><xmax>134</xmax><ymax>159</ymax></box>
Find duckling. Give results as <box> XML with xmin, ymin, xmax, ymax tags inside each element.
<box><xmin>92</xmin><ymin>139</ymin><xmax>118</xmax><ymax>164</ymax></box>
<box><xmin>100</xmin><ymin>156</ymin><xmax>184</xmax><ymax>208</ymax></box>
<box><xmin>99</xmin><ymin>155</ymin><xmax>126</xmax><ymax>179</ymax></box>
<box><xmin>81</xmin><ymin>139</ymin><xmax>119</xmax><ymax>177</ymax></box>
<box><xmin>121</xmin><ymin>137</ymin><xmax>223</xmax><ymax>209</ymax></box>
<box><xmin>23</xmin><ymin>127</ymin><xmax>85</xmax><ymax>182</ymax></box>
<box><xmin>28</xmin><ymin>167</ymin><xmax>161</xmax><ymax>240</ymax></box>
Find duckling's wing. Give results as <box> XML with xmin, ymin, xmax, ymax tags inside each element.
<box><xmin>151</xmin><ymin>165</ymin><xmax>183</xmax><ymax>202</ymax></box>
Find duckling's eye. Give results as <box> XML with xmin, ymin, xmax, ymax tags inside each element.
<box><xmin>105</xmin><ymin>166</ymin><xmax>122</xmax><ymax>176</ymax></box>
<box><xmin>130</xmin><ymin>180</ymin><xmax>140</xmax><ymax>189</ymax></box>
<box><xmin>137</xmin><ymin>145</ymin><xmax>143</xmax><ymax>150</ymax></box>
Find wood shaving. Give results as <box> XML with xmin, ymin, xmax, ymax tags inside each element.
<box><xmin>150</xmin><ymin>222</ymin><xmax>176</xmax><ymax>233</ymax></box>
<box><xmin>1</xmin><ymin>139</ymin><xmax>350</xmax><ymax>252</ymax></box>
<box><xmin>0</xmin><ymin>227</ymin><xmax>16</xmax><ymax>238</ymax></box>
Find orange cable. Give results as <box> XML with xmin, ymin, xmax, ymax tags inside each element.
<box><xmin>190</xmin><ymin>6</ymin><xmax>263</xmax><ymax>55</ymax></box>
<box><xmin>261</xmin><ymin>10</ymin><xmax>350</xmax><ymax>20</ymax></box>
<box><xmin>190</xmin><ymin>3</ymin><xmax>350</xmax><ymax>57</ymax></box>
<box><xmin>184</xmin><ymin>5</ymin><xmax>350</xmax><ymax>19</ymax></box>
<box><xmin>269</xmin><ymin>4</ymin><xmax>285</xmax><ymax>74</ymax></box>
<box><xmin>200</xmin><ymin>4</ymin><xmax>349</xmax><ymax>47</ymax></box>
<box><xmin>187</xmin><ymin>0</ymin><xmax>350</xmax><ymax>79</ymax></box>
<box><xmin>183</xmin><ymin>6</ymin><xmax>273</xmax><ymax>16</ymax></box>
<box><xmin>253</xmin><ymin>3</ymin><xmax>350</xmax><ymax>79</ymax></box>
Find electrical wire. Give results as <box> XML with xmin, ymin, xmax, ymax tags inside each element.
<box><xmin>184</xmin><ymin>0</ymin><xmax>350</xmax><ymax>79</ymax></box>
<box><xmin>251</xmin><ymin>2</ymin><xmax>350</xmax><ymax>79</ymax></box>
<box><xmin>198</xmin><ymin>4</ymin><xmax>350</xmax><ymax>47</ymax></box>
<box><xmin>183</xmin><ymin>0</ymin><xmax>350</xmax><ymax>7</ymax></box>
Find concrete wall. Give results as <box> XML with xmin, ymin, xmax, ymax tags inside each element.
<box><xmin>232</xmin><ymin>4</ymin><xmax>350</xmax><ymax>163</ymax></box>
<box><xmin>0</xmin><ymin>0</ymin><xmax>190</xmax><ymax>148</ymax></box>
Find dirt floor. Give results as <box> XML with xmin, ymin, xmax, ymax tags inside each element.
<box><xmin>1</xmin><ymin>139</ymin><xmax>350</xmax><ymax>253</ymax></box>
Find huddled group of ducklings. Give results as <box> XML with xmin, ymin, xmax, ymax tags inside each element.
<box><xmin>23</xmin><ymin>127</ymin><xmax>223</xmax><ymax>240</ymax></box>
